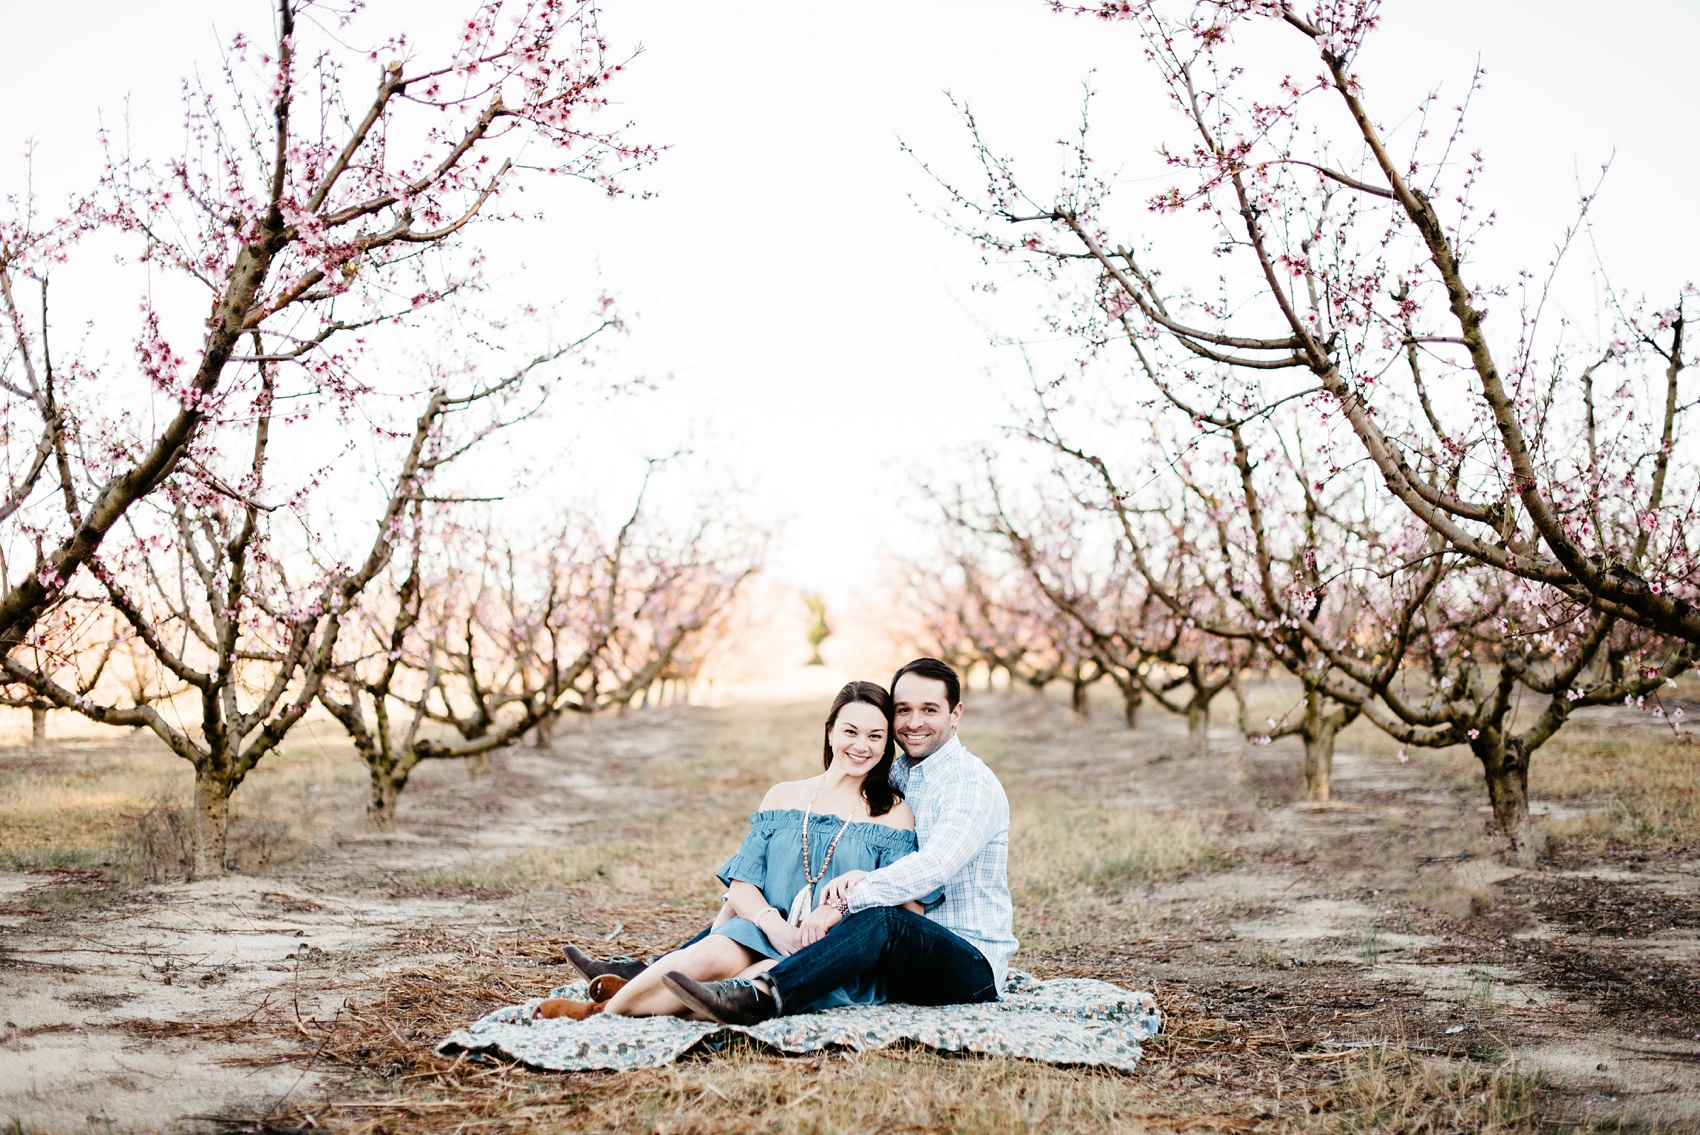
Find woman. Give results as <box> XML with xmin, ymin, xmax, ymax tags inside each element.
<box><xmin>535</xmin><ymin>680</ymin><xmax>934</xmax><ymax>1020</ymax></box>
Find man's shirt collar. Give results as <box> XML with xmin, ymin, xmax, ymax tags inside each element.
<box><xmin>903</xmin><ymin>733</ymin><xmax>963</xmax><ymax>776</ymax></box>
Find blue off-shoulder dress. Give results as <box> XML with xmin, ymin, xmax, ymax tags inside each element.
<box><xmin>713</xmin><ymin>808</ymin><xmax>942</xmax><ymax>1011</ymax></box>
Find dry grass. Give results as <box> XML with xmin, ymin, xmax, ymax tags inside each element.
<box><xmin>405</xmin><ymin>704</ymin><xmax>811</xmax><ymax>905</ymax></box>
<box><xmin>1316</xmin><ymin>1046</ymin><xmax>1545</xmax><ymax>1134</ymax></box>
<box><xmin>0</xmin><ymin>741</ymin><xmax>185</xmax><ymax>869</ymax></box>
<box><xmin>0</xmin><ymin>724</ymin><xmax>366</xmax><ymax>877</ymax></box>
<box><xmin>409</xmin><ymin>834</ymin><xmax>732</xmax><ymax>904</ymax></box>
<box><xmin>1534</xmin><ymin>726</ymin><xmax>1699</xmax><ymax>853</ymax></box>
<box><xmin>1014</xmin><ymin>800</ymin><xmax>1227</xmax><ymax>894</ymax></box>
<box><xmin>1010</xmin><ymin>799</ymin><xmax>1232</xmax><ymax>962</ymax></box>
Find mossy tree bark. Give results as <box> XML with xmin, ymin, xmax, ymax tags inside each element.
<box><xmin>193</xmin><ymin>766</ymin><xmax>235</xmax><ymax>878</ymax></box>
<box><xmin>1298</xmin><ymin>688</ymin><xmax>1351</xmax><ymax>803</ymax></box>
<box><xmin>1474</xmin><ymin>730</ymin><xmax>1536</xmax><ymax>865</ymax></box>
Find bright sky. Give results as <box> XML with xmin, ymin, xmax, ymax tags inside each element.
<box><xmin>4</xmin><ymin>0</ymin><xmax>1696</xmax><ymax>611</ymax></box>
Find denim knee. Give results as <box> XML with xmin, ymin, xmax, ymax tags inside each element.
<box><xmin>845</xmin><ymin>906</ymin><xmax>894</xmax><ymax>931</ymax></box>
<box><xmin>840</xmin><ymin>905</ymin><xmax>899</xmax><ymax>951</ymax></box>
<box><xmin>877</xmin><ymin>904</ymin><xmax>909</xmax><ymax>938</ymax></box>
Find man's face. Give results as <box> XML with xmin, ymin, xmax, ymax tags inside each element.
<box><xmin>892</xmin><ymin>673</ymin><xmax>961</xmax><ymax>760</ymax></box>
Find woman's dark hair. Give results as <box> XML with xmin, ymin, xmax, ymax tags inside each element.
<box><xmin>822</xmin><ymin>680</ymin><xmax>902</xmax><ymax>818</ymax></box>
<box><xmin>890</xmin><ymin>657</ymin><xmax>962</xmax><ymax>709</ymax></box>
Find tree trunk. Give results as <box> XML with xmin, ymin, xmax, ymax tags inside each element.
<box><xmin>1186</xmin><ymin>699</ymin><xmax>1209</xmax><ymax>754</ymax></box>
<box><xmin>192</xmin><ymin>769</ymin><xmax>232</xmax><ymax>879</ymax></box>
<box><xmin>1478</xmin><ymin>740</ymin><xmax>1536</xmax><ymax>865</ymax></box>
<box><xmin>1070</xmin><ymin>677</ymin><xmax>1090</xmax><ymax>716</ymax></box>
<box><xmin>1300</xmin><ymin>689</ymin><xmax>1335</xmax><ymax>802</ymax></box>
<box><xmin>368</xmin><ymin>770</ymin><xmax>401</xmax><ymax>831</ymax></box>
<box><xmin>1122</xmin><ymin>687</ymin><xmax>1142</xmax><ymax>729</ymax></box>
<box><xmin>530</xmin><ymin>712</ymin><xmax>555</xmax><ymax>749</ymax></box>
<box><xmin>30</xmin><ymin>704</ymin><xmax>47</xmax><ymax>749</ymax></box>
<box><xmin>1301</xmin><ymin>721</ymin><xmax>1336</xmax><ymax>802</ymax></box>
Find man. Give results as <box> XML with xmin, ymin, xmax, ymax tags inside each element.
<box><xmin>653</xmin><ymin>657</ymin><xmax>1016</xmax><ymax>1024</ymax></box>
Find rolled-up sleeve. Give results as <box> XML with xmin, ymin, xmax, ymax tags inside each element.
<box><xmin>847</xmin><ymin>775</ymin><xmax>997</xmax><ymax>911</ymax></box>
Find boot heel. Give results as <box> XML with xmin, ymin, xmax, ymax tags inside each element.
<box><xmin>588</xmin><ymin>974</ymin><xmax>630</xmax><ymax>1002</ymax></box>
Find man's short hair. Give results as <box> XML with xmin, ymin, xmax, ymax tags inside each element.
<box><xmin>890</xmin><ymin>657</ymin><xmax>962</xmax><ymax>709</ymax></box>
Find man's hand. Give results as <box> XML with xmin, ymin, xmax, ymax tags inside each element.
<box><xmin>818</xmin><ymin>870</ymin><xmax>868</xmax><ymax>908</ymax></box>
<box><xmin>797</xmin><ymin>903</ymin><xmax>842</xmax><ymax>946</ymax></box>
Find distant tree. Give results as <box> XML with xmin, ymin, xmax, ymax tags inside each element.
<box><xmin>804</xmin><ymin>592</ymin><xmax>831</xmax><ymax>666</ymax></box>
<box><xmin>909</xmin><ymin>538</ymin><xmax>1109</xmax><ymax>715</ymax></box>
<box><xmin>969</xmin><ymin>478</ymin><xmax>1249</xmax><ymax>747</ymax></box>
<box><xmin>322</xmin><ymin>482</ymin><xmax>758</xmax><ymax>828</ymax></box>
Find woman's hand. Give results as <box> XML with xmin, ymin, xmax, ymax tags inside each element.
<box><xmin>757</xmin><ymin>909</ymin><xmax>803</xmax><ymax>956</ymax></box>
<box><xmin>818</xmin><ymin>870</ymin><xmax>868</xmax><ymax>908</ymax></box>
<box><xmin>797</xmin><ymin>903</ymin><xmax>842</xmax><ymax>947</ymax></box>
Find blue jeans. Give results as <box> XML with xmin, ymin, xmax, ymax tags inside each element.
<box><xmin>763</xmin><ymin>907</ymin><xmax>998</xmax><ymax>1015</ymax></box>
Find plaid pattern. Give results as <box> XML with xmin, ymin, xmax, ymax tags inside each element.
<box><xmin>847</xmin><ymin>735</ymin><xmax>1017</xmax><ymax>989</ymax></box>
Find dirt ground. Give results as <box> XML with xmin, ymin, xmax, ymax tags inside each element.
<box><xmin>1</xmin><ymin>688</ymin><xmax>1697</xmax><ymax>1133</ymax></box>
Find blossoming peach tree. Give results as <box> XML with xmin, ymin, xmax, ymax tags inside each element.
<box><xmin>923</xmin><ymin>0</ymin><xmax>1692</xmax><ymax>858</ymax></box>
<box><xmin>0</xmin><ymin>0</ymin><xmax>651</xmax><ymax>876</ymax></box>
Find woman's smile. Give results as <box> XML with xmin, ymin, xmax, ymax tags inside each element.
<box><xmin>841</xmin><ymin>745</ymin><xmax>876</xmax><ymax>769</ymax></box>
<box><xmin>828</xmin><ymin>700</ymin><xmax>889</xmax><ymax>779</ymax></box>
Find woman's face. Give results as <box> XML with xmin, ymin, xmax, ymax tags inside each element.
<box><xmin>827</xmin><ymin>701</ymin><xmax>888</xmax><ymax>780</ymax></box>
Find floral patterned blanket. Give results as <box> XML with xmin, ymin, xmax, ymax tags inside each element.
<box><xmin>436</xmin><ymin>972</ymin><xmax>1161</xmax><ymax>1073</ymax></box>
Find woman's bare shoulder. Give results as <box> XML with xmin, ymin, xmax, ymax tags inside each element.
<box><xmin>869</xmin><ymin>798</ymin><xmax>916</xmax><ymax>831</ymax></box>
<box><xmin>759</xmin><ymin>777</ymin><xmax>820</xmax><ymax>811</ymax></box>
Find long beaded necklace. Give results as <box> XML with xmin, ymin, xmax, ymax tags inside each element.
<box><xmin>788</xmin><ymin>778</ymin><xmax>857</xmax><ymax>928</ymax></box>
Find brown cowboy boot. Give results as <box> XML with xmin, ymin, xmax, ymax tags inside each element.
<box><xmin>563</xmin><ymin>944</ymin><xmax>648</xmax><ymax>982</ymax></box>
<box><xmin>587</xmin><ymin>974</ymin><xmax>630</xmax><ymax>1002</ymax></box>
<box><xmin>534</xmin><ymin>998</ymin><xmax>607</xmax><ymax>1021</ymax></box>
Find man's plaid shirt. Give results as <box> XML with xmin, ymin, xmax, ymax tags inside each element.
<box><xmin>847</xmin><ymin>734</ymin><xmax>1017</xmax><ymax>989</ymax></box>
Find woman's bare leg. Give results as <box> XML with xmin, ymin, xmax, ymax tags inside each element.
<box><xmin>602</xmin><ymin>934</ymin><xmax>758</xmax><ymax>1018</ymax></box>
